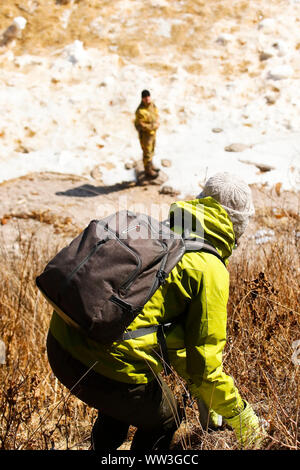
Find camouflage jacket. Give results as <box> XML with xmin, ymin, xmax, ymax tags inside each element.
<box><xmin>134</xmin><ymin>101</ymin><xmax>159</xmax><ymax>135</ymax></box>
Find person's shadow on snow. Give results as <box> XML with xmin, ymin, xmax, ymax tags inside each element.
<box><xmin>56</xmin><ymin>182</ymin><xmax>134</xmax><ymax>198</ymax></box>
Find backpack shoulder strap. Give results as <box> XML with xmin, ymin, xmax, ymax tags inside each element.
<box><xmin>184</xmin><ymin>237</ymin><xmax>226</xmax><ymax>266</ymax></box>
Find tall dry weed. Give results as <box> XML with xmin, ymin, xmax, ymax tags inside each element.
<box><xmin>0</xmin><ymin>231</ymin><xmax>95</xmax><ymax>450</ymax></box>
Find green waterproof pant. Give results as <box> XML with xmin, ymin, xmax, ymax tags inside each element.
<box><xmin>47</xmin><ymin>332</ymin><xmax>181</xmax><ymax>451</ymax></box>
<box><xmin>138</xmin><ymin>131</ymin><xmax>156</xmax><ymax>167</ymax></box>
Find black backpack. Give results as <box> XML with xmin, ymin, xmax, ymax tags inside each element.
<box><xmin>36</xmin><ymin>211</ymin><xmax>224</xmax><ymax>346</ymax></box>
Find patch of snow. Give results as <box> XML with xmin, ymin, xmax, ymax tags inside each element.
<box><xmin>252</xmin><ymin>229</ymin><xmax>276</xmax><ymax>245</ymax></box>
<box><xmin>0</xmin><ymin>2</ymin><xmax>300</xmax><ymax>199</ymax></box>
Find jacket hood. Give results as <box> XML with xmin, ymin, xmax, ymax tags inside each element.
<box><xmin>169</xmin><ymin>197</ymin><xmax>235</xmax><ymax>262</ymax></box>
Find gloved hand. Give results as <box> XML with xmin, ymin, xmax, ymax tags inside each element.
<box><xmin>224</xmin><ymin>401</ymin><xmax>268</xmax><ymax>449</ymax></box>
<box><xmin>196</xmin><ymin>398</ymin><xmax>222</xmax><ymax>431</ymax></box>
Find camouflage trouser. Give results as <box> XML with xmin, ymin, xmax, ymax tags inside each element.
<box><xmin>139</xmin><ymin>131</ymin><xmax>156</xmax><ymax>167</ymax></box>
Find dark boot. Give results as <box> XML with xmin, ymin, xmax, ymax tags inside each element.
<box><xmin>130</xmin><ymin>422</ymin><xmax>178</xmax><ymax>451</ymax></box>
<box><xmin>150</xmin><ymin>162</ymin><xmax>160</xmax><ymax>173</ymax></box>
<box><xmin>91</xmin><ymin>414</ymin><xmax>129</xmax><ymax>451</ymax></box>
<box><xmin>144</xmin><ymin>162</ymin><xmax>158</xmax><ymax>179</ymax></box>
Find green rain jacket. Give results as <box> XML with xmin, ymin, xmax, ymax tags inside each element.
<box><xmin>49</xmin><ymin>197</ymin><xmax>244</xmax><ymax>419</ymax></box>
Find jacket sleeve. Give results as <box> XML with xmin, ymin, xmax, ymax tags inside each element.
<box><xmin>169</xmin><ymin>257</ymin><xmax>244</xmax><ymax>419</ymax></box>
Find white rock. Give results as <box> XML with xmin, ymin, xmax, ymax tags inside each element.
<box><xmin>13</xmin><ymin>16</ymin><xmax>27</xmax><ymax>30</ymax></box>
<box><xmin>159</xmin><ymin>184</ymin><xmax>180</xmax><ymax>196</ymax></box>
<box><xmin>216</xmin><ymin>34</ymin><xmax>234</xmax><ymax>45</ymax></box>
<box><xmin>267</xmin><ymin>65</ymin><xmax>294</xmax><ymax>80</ymax></box>
<box><xmin>258</xmin><ymin>18</ymin><xmax>276</xmax><ymax>32</ymax></box>
<box><xmin>62</xmin><ymin>40</ymin><xmax>86</xmax><ymax>64</ymax></box>
<box><xmin>161</xmin><ymin>158</ymin><xmax>172</xmax><ymax>167</ymax></box>
<box><xmin>225</xmin><ymin>143</ymin><xmax>249</xmax><ymax>152</ymax></box>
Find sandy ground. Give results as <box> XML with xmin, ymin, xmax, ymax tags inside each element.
<box><xmin>0</xmin><ymin>171</ymin><xmax>173</xmax><ymax>255</ymax></box>
<box><xmin>1</xmin><ymin>1</ymin><xmax>288</xmax><ymax>60</ymax></box>
<box><xmin>0</xmin><ymin>170</ymin><xmax>299</xmax><ymax>258</ymax></box>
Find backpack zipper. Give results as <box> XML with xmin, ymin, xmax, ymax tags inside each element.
<box><xmin>64</xmin><ymin>238</ymin><xmax>107</xmax><ymax>287</ymax></box>
<box><xmin>142</xmin><ymin>241</ymin><xmax>169</xmax><ymax>304</ymax></box>
<box><xmin>120</xmin><ymin>238</ymin><xmax>168</xmax><ymax>294</ymax></box>
<box><xmin>101</xmin><ymin>224</ymin><xmax>142</xmax><ymax>294</ymax></box>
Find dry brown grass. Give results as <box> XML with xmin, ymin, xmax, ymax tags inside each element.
<box><xmin>0</xmin><ymin>231</ymin><xmax>96</xmax><ymax>450</ymax></box>
<box><xmin>0</xmin><ymin>209</ymin><xmax>299</xmax><ymax>450</ymax></box>
<box><xmin>0</xmin><ymin>1</ymin><xmax>286</xmax><ymax>63</ymax></box>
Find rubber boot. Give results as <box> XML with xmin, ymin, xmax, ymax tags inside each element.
<box><xmin>150</xmin><ymin>162</ymin><xmax>160</xmax><ymax>173</ymax></box>
<box><xmin>130</xmin><ymin>423</ymin><xmax>178</xmax><ymax>451</ymax></box>
<box><xmin>91</xmin><ymin>415</ymin><xmax>129</xmax><ymax>451</ymax></box>
<box><xmin>197</xmin><ymin>398</ymin><xmax>223</xmax><ymax>431</ymax></box>
<box><xmin>144</xmin><ymin>162</ymin><xmax>158</xmax><ymax>179</ymax></box>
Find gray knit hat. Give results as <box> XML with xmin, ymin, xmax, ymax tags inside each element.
<box><xmin>197</xmin><ymin>172</ymin><xmax>255</xmax><ymax>240</ymax></box>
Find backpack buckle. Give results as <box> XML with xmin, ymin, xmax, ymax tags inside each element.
<box><xmin>157</xmin><ymin>270</ymin><xmax>167</xmax><ymax>285</ymax></box>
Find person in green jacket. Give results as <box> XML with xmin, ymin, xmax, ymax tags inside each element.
<box><xmin>46</xmin><ymin>172</ymin><xmax>267</xmax><ymax>451</ymax></box>
<box><xmin>134</xmin><ymin>89</ymin><xmax>160</xmax><ymax>178</ymax></box>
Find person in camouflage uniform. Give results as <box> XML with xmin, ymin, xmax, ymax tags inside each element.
<box><xmin>135</xmin><ymin>90</ymin><xmax>160</xmax><ymax>178</ymax></box>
